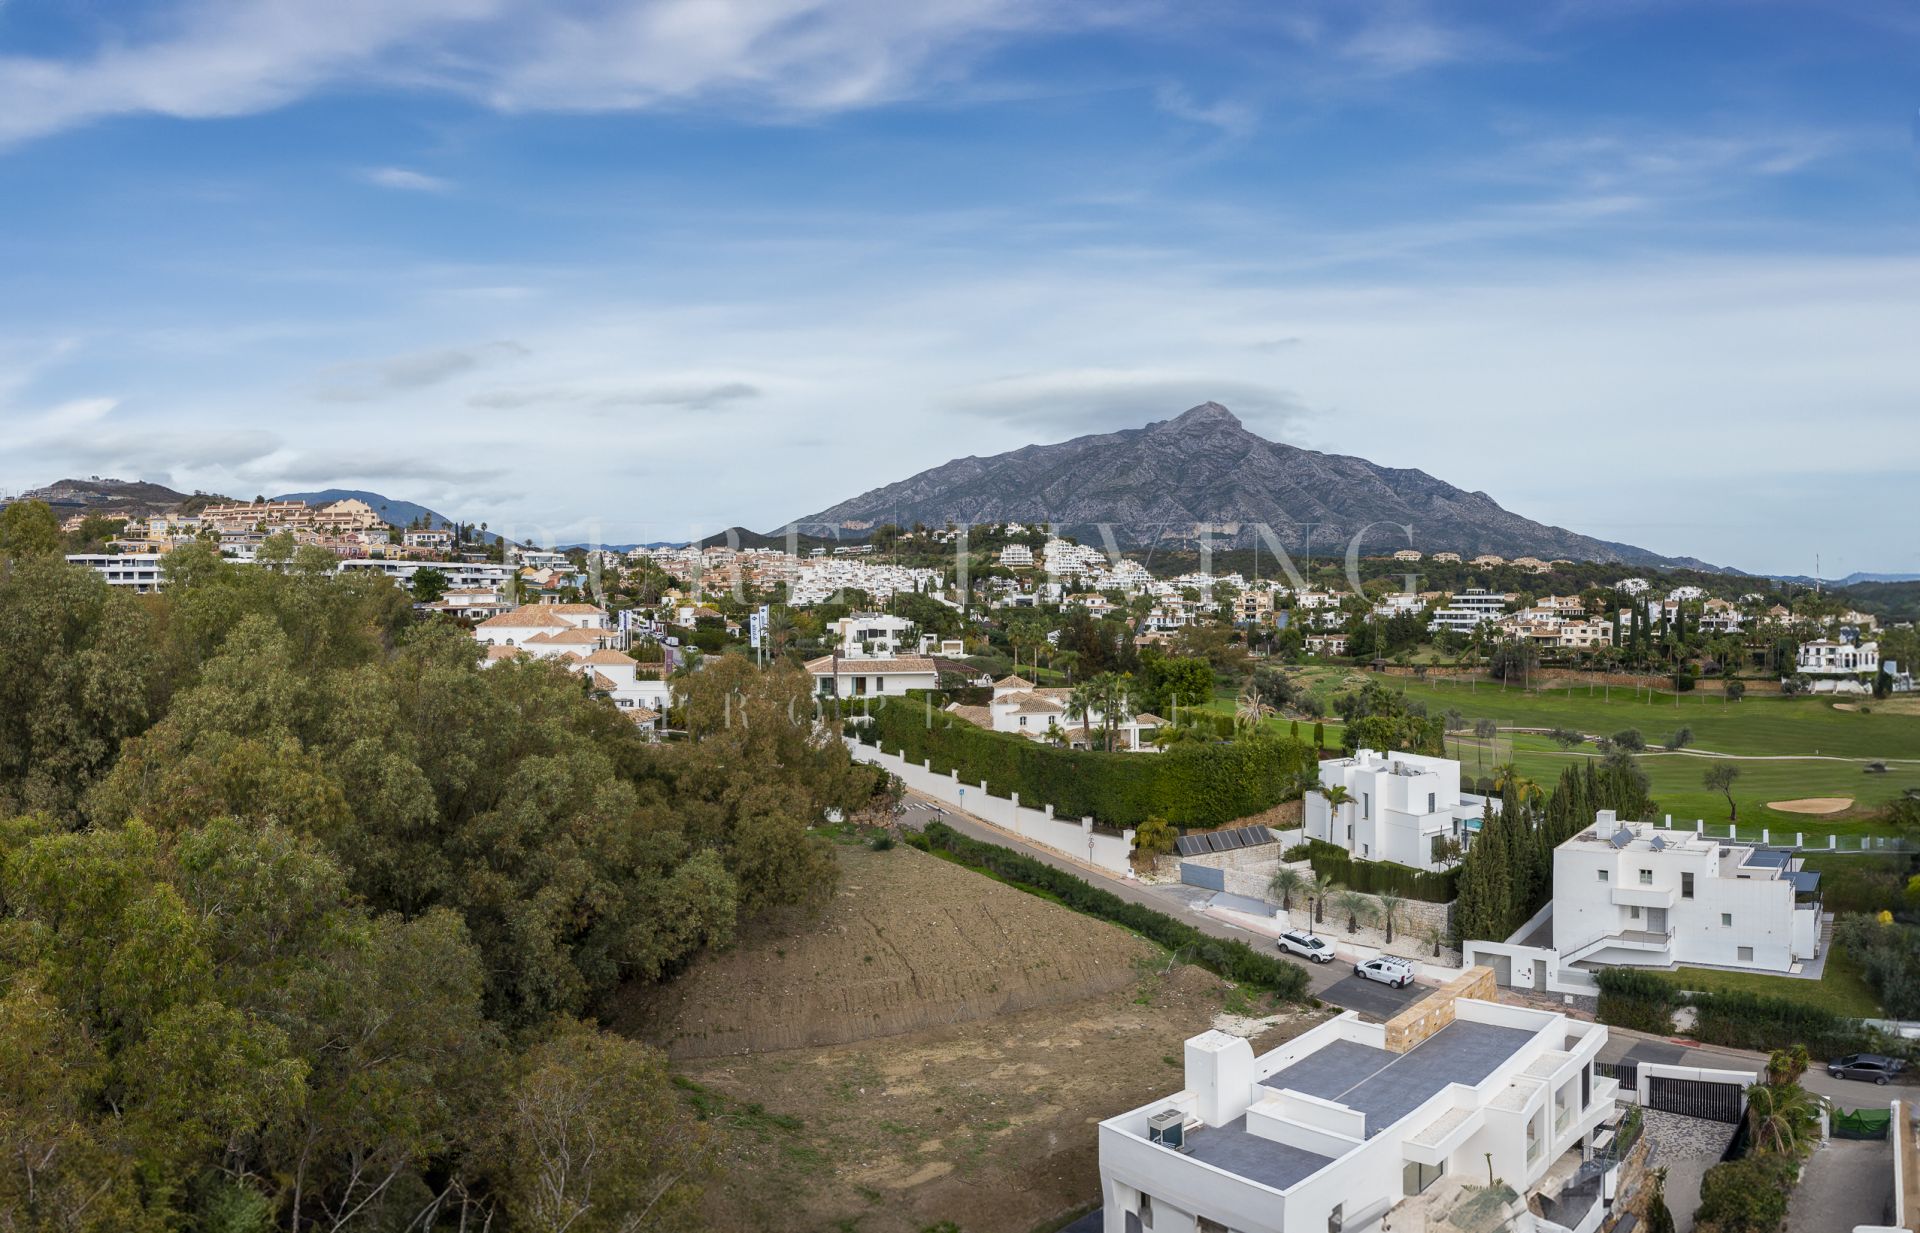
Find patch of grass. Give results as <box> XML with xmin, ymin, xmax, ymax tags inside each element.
<box><xmin>1671</xmin><ymin>942</ymin><xmax>1881</xmax><ymax>1019</ymax></box>
<box><xmin>671</xmin><ymin>1075</ymin><xmax>806</xmax><ymax>1136</ymax></box>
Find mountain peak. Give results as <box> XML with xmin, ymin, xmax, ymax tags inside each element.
<box><xmin>1160</xmin><ymin>401</ymin><xmax>1242</xmax><ymax>432</ymax></box>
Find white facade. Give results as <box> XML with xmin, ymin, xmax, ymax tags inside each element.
<box><xmin>1797</xmin><ymin>639</ymin><xmax>1879</xmax><ymax>677</ymax></box>
<box><xmin>957</xmin><ymin>674</ymin><xmax>1164</xmax><ymax>751</ymax></box>
<box><xmin>1428</xmin><ymin>588</ymin><xmax>1513</xmax><ymax>634</ymax></box>
<box><xmin>337</xmin><ymin>558</ymin><xmax>517</xmax><ymax>590</ymax></box>
<box><xmin>66</xmin><ymin>552</ymin><xmax>165</xmax><ymax>592</ymax></box>
<box><xmin>829</xmin><ymin>612</ymin><xmax>914</xmax><ymax>656</ymax></box>
<box><xmin>999</xmin><ymin>543</ymin><xmax>1035</xmax><ymax>567</ymax></box>
<box><xmin>1550</xmin><ymin>813</ymin><xmax>1821</xmax><ymax>972</ymax></box>
<box><xmin>1303</xmin><ymin>749</ymin><xmax>1487</xmax><ymax>870</ymax></box>
<box><xmin>1098</xmin><ymin>996</ymin><xmax>1617</xmax><ymax>1233</ymax></box>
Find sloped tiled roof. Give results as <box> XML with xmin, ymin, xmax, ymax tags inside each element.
<box><xmin>580</xmin><ymin>648</ymin><xmax>636</xmax><ymax>666</ymax></box>
<box><xmin>994</xmin><ymin>674</ymin><xmax>1035</xmax><ymax>688</ymax></box>
<box><xmin>477</xmin><ymin>606</ymin><xmax>572</xmax><ymax>629</ymax></box>
<box><xmin>485</xmin><ymin>645</ymin><xmax>526</xmax><ymax>661</ymax></box>
<box><xmin>803</xmin><ymin>655</ymin><xmax>938</xmax><ymax>675</ymax></box>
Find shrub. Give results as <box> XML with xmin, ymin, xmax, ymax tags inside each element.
<box><xmin>1687</xmin><ymin>987</ymin><xmax>1910</xmax><ymax>1061</ymax></box>
<box><xmin>1302</xmin><ymin>839</ymin><xmax>1457</xmax><ymax>903</ymax></box>
<box><xmin>859</xmin><ymin>696</ymin><xmax>1314</xmax><ymax>827</ymax></box>
<box><xmin>910</xmin><ymin>822</ymin><xmax>1310</xmax><ymax>1001</ymax></box>
<box><xmin>1594</xmin><ymin>967</ymin><xmax>1677</xmax><ymax>1035</ymax></box>
<box><xmin>1693</xmin><ymin>1153</ymin><xmax>1795</xmax><ymax>1233</ymax></box>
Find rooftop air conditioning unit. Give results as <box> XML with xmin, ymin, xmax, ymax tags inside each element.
<box><xmin>1147</xmin><ymin>1109</ymin><xmax>1187</xmax><ymax>1152</ymax></box>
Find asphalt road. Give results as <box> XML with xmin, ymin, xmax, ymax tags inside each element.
<box><xmin>1597</xmin><ymin>1029</ymin><xmax>1918</xmax><ymax>1107</ymax></box>
<box><xmin>894</xmin><ymin>791</ymin><xmax>1420</xmax><ymax>1016</ymax></box>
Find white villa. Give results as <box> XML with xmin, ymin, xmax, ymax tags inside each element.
<box><xmin>806</xmin><ymin>612</ymin><xmax>938</xmax><ymax>698</ymax></box>
<box><xmin>1549</xmin><ymin>813</ymin><xmax>1821</xmax><ymax>973</ymax></box>
<box><xmin>1098</xmin><ymin>981</ymin><xmax>1618</xmax><ymax>1233</ymax></box>
<box><xmin>948</xmin><ymin>674</ymin><xmax>1165</xmax><ymax>751</ymax></box>
<box><xmin>1794</xmin><ymin>638</ymin><xmax>1884</xmax><ymax>694</ymax></box>
<box><xmin>1303</xmin><ymin>749</ymin><xmax>1490</xmax><ymax>870</ymax></box>
<box><xmin>473</xmin><ymin>602</ymin><xmax>668</xmax><ymax>728</ymax></box>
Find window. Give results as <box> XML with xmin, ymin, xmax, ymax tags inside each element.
<box><xmin>1139</xmin><ymin>1195</ymin><xmax>1153</xmax><ymax>1229</ymax></box>
<box><xmin>1721</xmin><ymin>913</ymin><xmax>1733</xmax><ymax>927</ymax></box>
<box><xmin>1427</xmin><ymin>792</ymin><xmax>1436</xmax><ymax>813</ymax></box>
<box><xmin>1681</xmin><ymin>872</ymin><xmax>1694</xmax><ymax>899</ymax></box>
<box><xmin>1639</xmin><ymin>869</ymin><xmax>1653</xmax><ymax>885</ymax></box>
<box><xmin>1629</xmin><ymin>905</ymin><xmax>1641</xmax><ymax>920</ymax></box>
<box><xmin>1597</xmin><ymin>869</ymin><xmax>1609</xmax><ymax>882</ymax></box>
<box><xmin>1363</xmin><ymin>792</ymin><xmax>1371</xmax><ymax>819</ymax></box>
<box><xmin>1328</xmin><ymin>1202</ymin><xmax>1344</xmax><ymax>1233</ymax></box>
<box><xmin>1403</xmin><ymin>1160</ymin><xmax>1443</xmax><ymax>1196</ymax></box>
<box><xmin>1738</xmin><ymin>945</ymin><xmax>1754</xmax><ymax>962</ymax></box>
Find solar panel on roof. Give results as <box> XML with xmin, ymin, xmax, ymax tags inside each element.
<box><xmin>1610</xmin><ymin>827</ymin><xmax>1633</xmax><ymax>849</ymax></box>
<box><xmin>1651</xmin><ymin>835</ymin><xmax>1666</xmax><ymax>851</ymax></box>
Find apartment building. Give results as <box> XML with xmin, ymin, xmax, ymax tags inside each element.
<box><xmin>65</xmin><ymin>552</ymin><xmax>165</xmax><ymax>592</ymax></box>
<box><xmin>1303</xmin><ymin>749</ymin><xmax>1489</xmax><ymax>870</ymax></box>
<box><xmin>1428</xmin><ymin>588</ymin><xmax>1513</xmax><ymax>635</ymax></box>
<box><xmin>1098</xmin><ymin>986</ymin><xmax>1618</xmax><ymax>1233</ymax></box>
<box><xmin>1550</xmin><ymin>813</ymin><xmax>1821</xmax><ymax>972</ymax></box>
<box><xmin>999</xmin><ymin>543</ymin><xmax>1035</xmax><ymax>567</ymax></box>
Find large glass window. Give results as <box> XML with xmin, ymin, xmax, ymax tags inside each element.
<box><xmin>1682</xmin><ymin>872</ymin><xmax>1695</xmax><ymax>899</ymax></box>
<box><xmin>1403</xmin><ymin>1160</ymin><xmax>1443</xmax><ymax>1196</ymax></box>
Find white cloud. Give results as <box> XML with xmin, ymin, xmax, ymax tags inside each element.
<box><xmin>0</xmin><ymin>0</ymin><xmax>1085</xmax><ymax>146</ymax></box>
<box><xmin>312</xmin><ymin>339</ymin><xmax>529</xmax><ymax>401</ymax></box>
<box><xmin>360</xmin><ymin>165</ymin><xmax>453</xmax><ymax>191</ymax></box>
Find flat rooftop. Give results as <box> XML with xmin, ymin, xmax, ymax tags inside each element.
<box><xmin>1175</xmin><ymin>1018</ymin><xmax>1538</xmax><ymax>1192</ymax></box>
<box><xmin>1258</xmin><ymin>1020</ymin><xmax>1537</xmax><ymax>1139</ymax></box>
<box><xmin>1184</xmin><ymin>1115</ymin><xmax>1337</xmax><ymax>1191</ymax></box>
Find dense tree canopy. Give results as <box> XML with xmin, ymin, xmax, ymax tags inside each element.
<box><xmin>0</xmin><ymin>551</ymin><xmax>884</xmax><ymax>1230</ymax></box>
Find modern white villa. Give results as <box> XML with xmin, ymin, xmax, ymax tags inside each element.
<box><xmin>1427</xmin><ymin>588</ymin><xmax>1514</xmax><ymax>635</ymax></box>
<box><xmin>1303</xmin><ymin>749</ymin><xmax>1491</xmax><ymax>870</ymax></box>
<box><xmin>1549</xmin><ymin>812</ymin><xmax>1822</xmax><ymax>973</ymax></box>
<box><xmin>1098</xmin><ymin>980</ymin><xmax>1618</xmax><ymax>1233</ymax></box>
<box><xmin>1793</xmin><ymin>637</ymin><xmax>1886</xmax><ymax>694</ymax></box>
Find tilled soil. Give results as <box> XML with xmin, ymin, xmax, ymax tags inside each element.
<box><xmin>621</xmin><ymin>845</ymin><xmax>1168</xmax><ymax>1059</ymax></box>
<box><xmin>617</xmin><ymin>842</ymin><xmax>1327</xmax><ymax>1232</ymax></box>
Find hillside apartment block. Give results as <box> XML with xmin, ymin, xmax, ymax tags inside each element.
<box><xmin>1303</xmin><ymin>749</ymin><xmax>1493</xmax><ymax>871</ymax></box>
<box><xmin>1099</xmin><ymin>981</ymin><xmax>1617</xmax><ymax>1233</ymax></box>
<box><xmin>1550</xmin><ymin>812</ymin><xmax>1821</xmax><ymax>972</ymax></box>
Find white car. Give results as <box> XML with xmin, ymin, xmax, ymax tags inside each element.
<box><xmin>1277</xmin><ymin>931</ymin><xmax>1336</xmax><ymax>964</ymax></box>
<box><xmin>1354</xmin><ymin>956</ymin><xmax>1416</xmax><ymax>988</ymax></box>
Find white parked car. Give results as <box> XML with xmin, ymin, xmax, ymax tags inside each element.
<box><xmin>1353</xmin><ymin>956</ymin><xmax>1416</xmax><ymax>988</ymax></box>
<box><xmin>1277</xmin><ymin>931</ymin><xmax>1336</xmax><ymax>964</ymax></box>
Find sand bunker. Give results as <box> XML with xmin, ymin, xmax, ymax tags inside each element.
<box><xmin>1767</xmin><ymin>797</ymin><xmax>1854</xmax><ymax>815</ymax></box>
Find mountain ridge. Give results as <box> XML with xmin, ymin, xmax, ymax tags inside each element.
<box><xmin>792</xmin><ymin>403</ymin><xmax>1724</xmax><ymax>570</ymax></box>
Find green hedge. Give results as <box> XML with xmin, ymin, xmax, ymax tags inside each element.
<box><xmin>909</xmin><ymin>821</ymin><xmax>1311</xmax><ymax>1001</ymax></box>
<box><xmin>858</xmin><ymin>695</ymin><xmax>1313</xmax><ymax>828</ymax></box>
<box><xmin>1594</xmin><ymin>968</ymin><xmax>1914</xmax><ymax>1062</ymax></box>
<box><xmin>1301</xmin><ymin>839</ymin><xmax>1457</xmax><ymax>903</ymax></box>
<box><xmin>1594</xmin><ymin>967</ymin><xmax>1678</xmax><ymax>1035</ymax></box>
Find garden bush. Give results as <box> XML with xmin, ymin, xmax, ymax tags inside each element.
<box><xmin>1301</xmin><ymin>838</ymin><xmax>1457</xmax><ymax>903</ymax></box>
<box><xmin>1594</xmin><ymin>967</ymin><xmax>1678</xmax><ymax>1034</ymax></box>
<box><xmin>910</xmin><ymin>821</ymin><xmax>1310</xmax><ymax>1000</ymax></box>
<box><xmin>1693</xmin><ymin>1153</ymin><xmax>1796</xmax><ymax>1233</ymax></box>
<box><xmin>1687</xmin><ymin>987</ymin><xmax>1911</xmax><ymax>1061</ymax></box>
<box><xmin>858</xmin><ymin>696</ymin><xmax>1313</xmax><ymax>827</ymax></box>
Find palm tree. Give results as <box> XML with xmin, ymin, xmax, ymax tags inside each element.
<box><xmin>1334</xmin><ymin>889</ymin><xmax>1371</xmax><ymax>935</ymax></box>
<box><xmin>1309</xmin><ymin>871</ymin><xmax>1337</xmax><ymax>928</ymax></box>
<box><xmin>1376</xmin><ymin>892</ymin><xmax>1405</xmax><ymax>945</ymax></box>
<box><xmin>1745</xmin><ymin>1081</ymin><xmax>1823</xmax><ymax>1157</ymax></box>
<box><xmin>1236</xmin><ymin>683</ymin><xmax>1266</xmax><ymax>735</ymax></box>
<box><xmin>1765</xmin><ymin>1045</ymin><xmax>1811</xmax><ymax>1087</ymax></box>
<box><xmin>1318</xmin><ymin>783</ymin><xmax>1356</xmax><ymax>842</ymax></box>
<box><xmin>1422</xmin><ymin>923</ymin><xmax>1443</xmax><ymax>958</ymax></box>
<box><xmin>1269</xmin><ymin>867</ymin><xmax>1305</xmax><ymax>913</ymax></box>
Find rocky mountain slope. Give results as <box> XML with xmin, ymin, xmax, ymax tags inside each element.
<box><xmin>795</xmin><ymin>403</ymin><xmax>1713</xmax><ymax>567</ymax></box>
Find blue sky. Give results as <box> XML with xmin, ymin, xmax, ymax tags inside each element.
<box><xmin>1</xmin><ymin>0</ymin><xmax>1916</xmax><ymax>573</ymax></box>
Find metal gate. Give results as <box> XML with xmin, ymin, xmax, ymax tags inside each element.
<box><xmin>1179</xmin><ymin>863</ymin><xmax>1226</xmax><ymax>892</ymax></box>
<box><xmin>1648</xmin><ymin>1075</ymin><xmax>1743</xmax><ymax>1123</ymax></box>
<box><xmin>1596</xmin><ymin>1060</ymin><xmax>1638</xmax><ymax>1093</ymax></box>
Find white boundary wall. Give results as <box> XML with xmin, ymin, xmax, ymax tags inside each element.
<box><xmin>845</xmin><ymin>734</ymin><xmax>1137</xmax><ymax>875</ymax></box>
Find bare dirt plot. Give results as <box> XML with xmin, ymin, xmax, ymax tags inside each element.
<box><xmin>618</xmin><ymin>842</ymin><xmax>1329</xmax><ymax>1232</ymax></box>
<box><xmin>1767</xmin><ymin>797</ymin><xmax>1855</xmax><ymax>814</ymax></box>
<box><xmin>676</xmin><ymin>965</ymin><xmax>1320</xmax><ymax>1233</ymax></box>
<box><xmin>613</xmin><ymin>844</ymin><xmax>1167</xmax><ymax>1058</ymax></box>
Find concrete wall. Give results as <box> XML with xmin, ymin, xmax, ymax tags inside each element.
<box><xmin>845</xmin><ymin>734</ymin><xmax>1137</xmax><ymax>875</ymax></box>
<box><xmin>1464</xmin><ymin>940</ymin><xmax>1601</xmax><ymax>996</ymax></box>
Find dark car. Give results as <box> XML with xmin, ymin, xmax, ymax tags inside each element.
<box><xmin>1826</xmin><ymin>1053</ymin><xmax>1907</xmax><ymax>1085</ymax></box>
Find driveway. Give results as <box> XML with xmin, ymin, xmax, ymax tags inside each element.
<box><xmin>1788</xmin><ymin>1136</ymin><xmax>1895</xmax><ymax>1232</ymax></box>
<box><xmin>1312</xmin><ymin>972</ymin><xmax>1427</xmax><ymax>1019</ymax></box>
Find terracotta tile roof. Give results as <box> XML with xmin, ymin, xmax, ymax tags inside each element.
<box><xmin>994</xmin><ymin>674</ymin><xmax>1035</xmax><ymax>688</ymax></box>
<box><xmin>629</xmin><ymin>707</ymin><xmax>660</xmax><ymax>723</ymax></box>
<box><xmin>580</xmin><ymin>648</ymin><xmax>636</xmax><ymax>666</ymax></box>
<box><xmin>544</xmin><ymin>603</ymin><xmax>608</xmax><ymax>615</ymax></box>
<box><xmin>589</xmin><ymin>671</ymin><xmax>620</xmax><ymax>691</ymax></box>
<box><xmin>477</xmin><ymin>606</ymin><xmax>572</xmax><ymax>629</ymax></box>
<box><xmin>1133</xmin><ymin>712</ymin><xmax>1165</xmax><ymax>725</ymax></box>
<box><xmin>528</xmin><ymin>628</ymin><xmax>602</xmax><ymax>645</ymax></box>
<box><xmin>999</xmin><ymin>690</ymin><xmax>1065</xmax><ymax>714</ymax></box>
<box><xmin>946</xmin><ymin>704</ymin><xmax>992</xmax><ymax>728</ymax></box>
<box><xmin>803</xmin><ymin>655</ymin><xmax>938</xmax><ymax>675</ymax></box>
<box><xmin>485</xmin><ymin>645</ymin><xmax>526</xmax><ymax>661</ymax></box>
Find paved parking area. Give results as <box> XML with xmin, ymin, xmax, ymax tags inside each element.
<box><xmin>1318</xmin><ymin>972</ymin><xmax>1425</xmax><ymax>1019</ymax></box>
<box><xmin>1788</xmin><ymin>1136</ymin><xmax>1895</xmax><ymax>1232</ymax></box>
